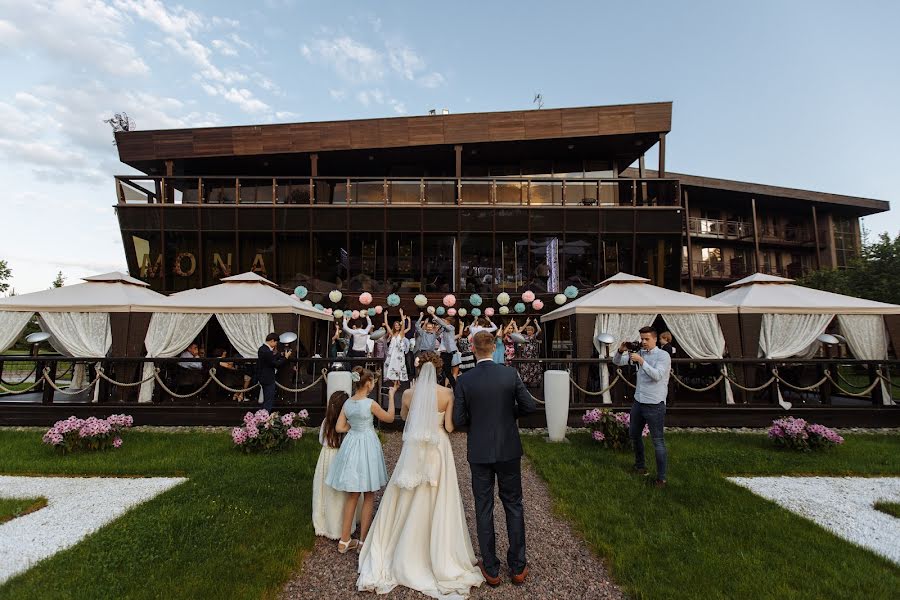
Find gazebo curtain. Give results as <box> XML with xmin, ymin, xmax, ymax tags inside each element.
<box><xmin>38</xmin><ymin>312</ymin><xmax>112</xmax><ymax>400</ymax></box>
<box><xmin>758</xmin><ymin>313</ymin><xmax>833</xmax><ymax>409</ymax></box>
<box><xmin>138</xmin><ymin>313</ymin><xmax>212</xmax><ymax>403</ymax></box>
<box><xmin>593</xmin><ymin>313</ymin><xmax>655</xmax><ymax>404</ymax></box>
<box><xmin>662</xmin><ymin>313</ymin><xmax>734</xmax><ymax>404</ymax></box>
<box><xmin>836</xmin><ymin>314</ymin><xmax>894</xmax><ymax>405</ymax></box>
<box><xmin>0</xmin><ymin>312</ymin><xmax>34</xmax><ymax>353</ymax></box>
<box><xmin>216</xmin><ymin>313</ymin><xmax>274</xmax><ymax>359</ymax></box>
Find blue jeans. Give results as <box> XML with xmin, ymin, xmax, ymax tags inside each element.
<box><xmin>630</xmin><ymin>401</ymin><xmax>667</xmax><ymax>481</ymax></box>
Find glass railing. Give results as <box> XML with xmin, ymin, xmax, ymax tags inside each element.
<box><xmin>115</xmin><ymin>176</ymin><xmax>681</xmax><ymax>207</ymax></box>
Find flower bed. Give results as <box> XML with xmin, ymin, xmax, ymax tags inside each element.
<box><xmin>42</xmin><ymin>414</ymin><xmax>134</xmax><ymax>453</ymax></box>
<box><xmin>767</xmin><ymin>417</ymin><xmax>844</xmax><ymax>451</ymax></box>
<box><xmin>582</xmin><ymin>408</ymin><xmax>648</xmax><ymax>450</ymax></box>
<box><xmin>232</xmin><ymin>409</ymin><xmax>308</xmax><ymax>453</ymax></box>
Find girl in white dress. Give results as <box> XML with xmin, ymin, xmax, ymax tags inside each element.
<box><xmin>358</xmin><ymin>352</ymin><xmax>484</xmax><ymax>599</ymax></box>
<box><xmin>383</xmin><ymin>308</ymin><xmax>411</xmax><ymax>384</ymax></box>
<box><xmin>312</xmin><ymin>391</ymin><xmax>361</xmax><ymax>539</ymax></box>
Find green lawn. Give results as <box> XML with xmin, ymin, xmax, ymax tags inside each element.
<box><xmin>522</xmin><ymin>432</ymin><xmax>900</xmax><ymax>600</ymax></box>
<box><xmin>875</xmin><ymin>501</ymin><xmax>900</xmax><ymax>519</ymax></box>
<box><xmin>0</xmin><ymin>497</ymin><xmax>47</xmax><ymax>524</ymax></box>
<box><xmin>0</xmin><ymin>429</ymin><xmax>319</xmax><ymax>600</ymax></box>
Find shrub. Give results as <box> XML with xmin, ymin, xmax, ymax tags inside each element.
<box><xmin>232</xmin><ymin>409</ymin><xmax>309</xmax><ymax>453</ymax></box>
<box><xmin>42</xmin><ymin>414</ymin><xmax>134</xmax><ymax>453</ymax></box>
<box><xmin>768</xmin><ymin>417</ymin><xmax>844</xmax><ymax>451</ymax></box>
<box><xmin>582</xmin><ymin>408</ymin><xmax>648</xmax><ymax>450</ymax></box>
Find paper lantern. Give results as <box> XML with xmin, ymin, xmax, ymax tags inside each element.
<box><xmin>427</xmin><ymin>306</ymin><xmax>435</xmax><ymax>314</ymax></box>
<box><xmin>374</xmin><ymin>305</ymin><xmax>383</xmax><ymax>314</ymax></box>
<box><xmin>443</xmin><ymin>294</ymin><xmax>456</xmax><ymax>307</ymax></box>
<box><xmin>458</xmin><ymin>308</ymin><xmax>467</xmax><ymax>317</ymax></box>
<box><xmin>484</xmin><ymin>307</ymin><xmax>495</xmax><ymax>317</ymax></box>
<box><xmin>469</xmin><ymin>293</ymin><xmax>483</xmax><ymax>307</ymax></box>
<box><xmin>471</xmin><ymin>308</ymin><xmax>481</xmax><ymax>317</ymax></box>
<box><xmin>447</xmin><ymin>308</ymin><xmax>457</xmax><ymax>317</ymax></box>
<box><xmin>499</xmin><ymin>306</ymin><xmax>509</xmax><ymax>315</ymax></box>
<box><xmin>436</xmin><ymin>306</ymin><xmax>446</xmax><ymax>316</ymax></box>
<box><xmin>350</xmin><ymin>310</ymin><xmax>360</xmax><ymax>320</ymax></box>
<box><xmin>414</xmin><ymin>294</ymin><xmax>428</xmax><ymax>307</ymax></box>
<box><xmin>564</xmin><ymin>285</ymin><xmax>579</xmax><ymax>299</ymax></box>
<box><xmin>554</xmin><ymin>293</ymin><xmax>567</xmax><ymax>305</ymax></box>
<box><xmin>302</xmin><ymin>299</ymin><xmax>312</xmax><ymax>306</ymax></box>
<box><xmin>294</xmin><ymin>285</ymin><xmax>308</xmax><ymax>299</ymax></box>
<box><xmin>334</xmin><ymin>309</ymin><xmax>344</xmax><ymax>319</ymax></box>
<box><xmin>532</xmin><ymin>299</ymin><xmax>544</xmax><ymax>311</ymax></box>
<box><xmin>359</xmin><ymin>292</ymin><xmax>373</xmax><ymax>305</ymax></box>
<box><xmin>328</xmin><ymin>290</ymin><xmax>342</xmax><ymax>303</ymax></box>
<box><xmin>314</xmin><ymin>303</ymin><xmax>325</xmax><ymax>311</ymax></box>
<box><xmin>497</xmin><ymin>292</ymin><xmax>510</xmax><ymax>306</ymax></box>
<box><xmin>514</xmin><ymin>302</ymin><xmax>526</xmax><ymax>313</ymax></box>
<box><xmin>521</xmin><ymin>290</ymin><xmax>536</xmax><ymax>303</ymax></box>
<box><xmin>323</xmin><ymin>308</ymin><xmax>333</xmax><ymax>316</ymax></box>
<box><xmin>290</xmin><ymin>293</ymin><xmax>299</xmax><ymax>300</ymax></box>
<box><xmin>367</xmin><ymin>308</ymin><xmax>376</xmax><ymax>317</ymax></box>
<box><xmin>387</xmin><ymin>293</ymin><xmax>400</xmax><ymax>307</ymax></box>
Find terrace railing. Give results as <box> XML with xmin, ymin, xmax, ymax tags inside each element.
<box><xmin>688</xmin><ymin>218</ymin><xmax>754</xmax><ymax>239</ymax></box>
<box><xmin>115</xmin><ymin>176</ymin><xmax>681</xmax><ymax>208</ymax></box>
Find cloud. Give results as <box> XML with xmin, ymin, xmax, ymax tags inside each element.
<box><xmin>329</xmin><ymin>89</ymin><xmax>347</xmax><ymax>101</ymax></box>
<box><xmin>201</xmin><ymin>83</ymin><xmax>270</xmax><ymax>113</ymax></box>
<box><xmin>0</xmin><ymin>19</ymin><xmax>23</xmax><ymax>47</ymax></box>
<box><xmin>301</xmin><ymin>36</ymin><xmax>385</xmax><ymax>82</ymax></box>
<box><xmin>275</xmin><ymin>110</ymin><xmax>299</xmax><ymax>120</ymax></box>
<box><xmin>418</xmin><ymin>72</ymin><xmax>446</xmax><ymax>89</ymax></box>
<box><xmin>388</xmin><ymin>44</ymin><xmax>425</xmax><ymax>80</ymax></box>
<box><xmin>112</xmin><ymin>0</ymin><xmax>202</xmax><ymax>37</ymax></box>
<box><xmin>211</xmin><ymin>39</ymin><xmax>239</xmax><ymax>57</ymax></box>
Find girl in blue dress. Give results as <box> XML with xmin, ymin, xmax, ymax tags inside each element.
<box><xmin>325</xmin><ymin>366</ymin><xmax>396</xmax><ymax>553</ymax></box>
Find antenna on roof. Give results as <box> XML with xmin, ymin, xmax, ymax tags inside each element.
<box><xmin>428</xmin><ymin>109</ymin><xmax>437</xmax><ymax>115</ymax></box>
<box><xmin>533</xmin><ymin>93</ymin><xmax>544</xmax><ymax>110</ymax></box>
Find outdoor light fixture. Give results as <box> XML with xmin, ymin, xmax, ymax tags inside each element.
<box><xmin>25</xmin><ymin>331</ymin><xmax>51</xmax><ymax>357</ymax></box>
<box><xmin>278</xmin><ymin>332</ymin><xmax>298</xmax><ymax>344</ymax></box>
<box><xmin>596</xmin><ymin>332</ymin><xmax>616</xmax><ymax>345</ymax></box>
<box><xmin>816</xmin><ymin>333</ymin><xmax>840</xmax><ymax>346</ymax></box>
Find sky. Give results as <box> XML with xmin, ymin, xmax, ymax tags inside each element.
<box><xmin>1</xmin><ymin>0</ymin><xmax>898</xmax><ymax>293</ymax></box>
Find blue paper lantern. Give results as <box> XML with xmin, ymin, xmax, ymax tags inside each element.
<box><xmin>313</xmin><ymin>303</ymin><xmax>324</xmax><ymax>311</ymax></box>
<box><xmin>471</xmin><ymin>308</ymin><xmax>481</xmax><ymax>317</ymax></box>
<box><xmin>435</xmin><ymin>306</ymin><xmax>446</xmax><ymax>316</ymax></box>
<box><xmin>367</xmin><ymin>307</ymin><xmax>376</xmax><ymax>317</ymax></box>
<box><xmin>293</xmin><ymin>285</ymin><xmax>308</xmax><ymax>299</ymax></box>
<box><xmin>469</xmin><ymin>293</ymin><xmax>483</xmax><ymax>307</ymax></box>
<box><xmin>514</xmin><ymin>302</ymin><xmax>526</xmax><ymax>314</ymax></box>
<box><xmin>387</xmin><ymin>293</ymin><xmax>401</xmax><ymax>307</ymax></box>
<box><xmin>564</xmin><ymin>285</ymin><xmax>579</xmax><ymax>299</ymax></box>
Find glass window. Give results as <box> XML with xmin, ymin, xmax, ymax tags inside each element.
<box><xmin>165</xmin><ymin>231</ymin><xmax>201</xmax><ymax>292</ymax></box>
<box><xmin>239</xmin><ymin>233</ymin><xmax>274</xmax><ymax>282</ymax></box>
<box><xmin>526</xmin><ymin>235</ymin><xmax>560</xmax><ymax>293</ymax></box>
<box><xmin>386</xmin><ymin>232</ymin><xmax>421</xmax><ymax>293</ymax></box>
<box><xmin>423</xmin><ymin>236</ymin><xmax>455</xmax><ymax>293</ymax></box>
<box><xmin>313</xmin><ymin>233</ymin><xmax>349</xmax><ymax>290</ymax></box>
<box><xmin>497</xmin><ymin>234</ymin><xmax>529</xmax><ymax>292</ymax></box>
<box><xmin>600</xmin><ymin>235</ymin><xmax>633</xmax><ymax>279</ymax></box>
<box><xmin>203</xmin><ymin>233</ymin><xmax>238</xmax><ymax>285</ymax></box>
<box><xmin>459</xmin><ymin>233</ymin><xmax>493</xmax><ymax>293</ymax></box>
<box><xmin>637</xmin><ymin>237</ymin><xmax>680</xmax><ymax>289</ymax></box>
<box><xmin>276</xmin><ymin>233</ymin><xmax>311</xmax><ymax>289</ymax></box>
<box><xmin>563</xmin><ymin>235</ymin><xmax>598</xmax><ymax>289</ymax></box>
<box><xmin>348</xmin><ymin>232</ymin><xmax>384</xmax><ymax>293</ymax></box>
<box><xmin>833</xmin><ymin>216</ymin><xmax>858</xmax><ymax>267</ymax></box>
<box><xmin>128</xmin><ymin>231</ymin><xmax>164</xmax><ymax>289</ymax></box>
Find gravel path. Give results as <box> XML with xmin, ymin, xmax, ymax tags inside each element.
<box><xmin>281</xmin><ymin>432</ymin><xmax>624</xmax><ymax>600</ymax></box>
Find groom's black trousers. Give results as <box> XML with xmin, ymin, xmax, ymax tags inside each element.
<box><xmin>470</xmin><ymin>458</ymin><xmax>526</xmax><ymax>577</ymax></box>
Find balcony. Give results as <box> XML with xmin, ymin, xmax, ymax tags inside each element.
<box><xmin>115</xmin><ymin>175</ymin><xmax>681</xmax><ymax>208</ymax></box>
<box><xmin>682</xmin><ymin>260</ymin><xmax>812</xmax><ymax>280</ymax></box>
<box><xmin>688</xmin><ymin>218</ymin><xmax>754</xmax><ymax>240</ymax></box>
<box><xmin>758</xmin><ymin>226</ymin><xmax>815</xmax><ymax>245</ymax></box>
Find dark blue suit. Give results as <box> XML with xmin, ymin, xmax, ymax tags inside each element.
<box><xmin>453</xmin><ymin>359</ymin><xmax>537</xmax><ymax>577</ymax></box>
<box><xmin>257</xmin><ymin>344</ymin><xmax>286</xmax><ymax>411</ymax></box>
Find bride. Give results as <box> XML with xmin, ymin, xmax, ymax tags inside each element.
<box><xmin>357</xmin><ymin>352</ymin><xmax>484</xmax><ymax>599</ymax></box>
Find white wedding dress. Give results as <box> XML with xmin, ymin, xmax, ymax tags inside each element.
<box><xmin>357</xmin><ymin>364</ymin><xmax>484</xmax><ymax>599</ymax></box>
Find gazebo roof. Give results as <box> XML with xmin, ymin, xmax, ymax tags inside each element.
<box><xmin>710</xmin><ymin>273</ymin><xmax>900</xmax><ymax>314</ymax></box>
<box><xmin>541</xmin><ymin>272</ymin><xmax>738</xmax><ymax>321</ymax></box>
<box><xmin>133</xmin><ymin>272</ymin><xmax>332</xmax><ymax>319</ymax></box>
<box><xmin>0</xmin><ymin>272</ymin><xmax>166</xmax><ymax>313</ymax></box>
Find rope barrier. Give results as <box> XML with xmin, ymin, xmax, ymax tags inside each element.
<box><xmin>41</xmin><ymin>367</ymin><xmax>101</xmax><ymax>395</ymax></box>
<box><xmin>771</xmin><ymin>368</ymin><xmax>830</xmax><ymax>392</ymax></box>
<box><xmin>152</xmin><ymin>369</ymin><xmax>215</xmax><ymax>399</ymax></box>
<box><xmin>0</xmin><ymin>365</ymin><xmax>37</xmax><ymax>386</ymax></box>
<box><xmin>275</xmin><ymin>369</ymin><xmax>328</xmax><ymax>393</ymax></box>
<box><xmin>0</xmin><ymin>378</ymin><xmax>44</xmax><ymax>395</ymax></box>
<box><xmin>96</xmin><ymin>367</ymin><xmax>157</xmax><ymax>388</ymax></box>
<box><xmin>672</xmin><ymin>374</ymin><xmax>725</xmax><ymax>393</ymax></box>
<box><xmin>569</xmin><ymin>374</ymin><xmax>622</xmax><ymax>396</ymax></box>
<box><xmin>208</xmin><ymin>368</ymin><xmax>261</xmax><ymax>394</ymax></box>
<box><xmin>722</xmin><ymin>375</ymin><xmax>777</xmax><ymax>392</ymax></box>
<box><xmin>824</xmin><ymin>371</ymin><xmax>882</xmax><ymax>397</ymax></box>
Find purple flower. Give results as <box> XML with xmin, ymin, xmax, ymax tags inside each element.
<box><xmin>231</xmin><ymin>427</ymin><xmax>248</xmax><ymax>445</ymax></box>
<box><xmin>112</xmin><ymin>437</ymin><xmax>123</xmax><ymax>448</ymax></box>
<box><xmin>287</xmin><ymin>427</ymin><xmax>302</xmax><ymax>440</ymax></box>
<box><xmin>281</xmin><ymin>414</ymin><xmax>294</xmax><ymax>427</ymax></box>
<box><xmin>246</xmin><ymin>425</ymin><xmax>259</xmax><ymax>439</ymax></box>
<box><xmin>582</xmin><ymin>409</ymin><xmax>602</xmax><ymax>425</ymax></box>
<box><xmin>298</xmin><ymin>409</ymin><xmax>309</xmax><ymax>420</ymax></box>
<box><xmin>591</xmin><ymin>430</ymin><xmax>605</xmax><ymax>442</ymax></box>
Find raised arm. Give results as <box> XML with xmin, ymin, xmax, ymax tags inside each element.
<box><xmin>533</xmin><ymin>320</ymin><xmax>542</xmax><ymax>337</ymax></box>
<box><xmin>415</xmin><ymin>312</ymin><xmax>424</xmax><ymax>333</ymax></box>
<box><xmin>640</xmin><ymin>351</ymin><xmax>671</xmax><ymax>382</ymax></box>
<box><xmin>433</xmin><ymin>315</ymin><xmax>453</xmax><ymax>331</ymax></box>
<box><xmin>364</xmin><ymin>315</ymin><xmax>373</xmax><ymax>333</ymax></box>
<box><xmin>383</xmin><ymin>309</ymin><xmax>390</xmax><ymax>332</ymax></box>
<box><xmin>402</xmin><ymin>315</ymin><xmax>411</xmax><ymax>336</ymax></box>
<box><xmin>342</xmin><ymin>316</ymin><xmax>353</xmax><ymax>336</ymax></box>
<box><xmin>483</xmin><ymin>318</ymin><xmax>498</xmax><ymax>333</ymax></box>
<box><xmin>332</xmin><ymin>322</ymin><xmax>341</xmax><ymax>342</ymax></box>
<box><xmin>371</xmin><ymin>381</ymin><xmax>397</xmax><ymax>423</ymax></box>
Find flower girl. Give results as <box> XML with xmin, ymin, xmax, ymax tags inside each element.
<box><xmin>312</xmin><ymin>391</ymin><xmax>361</xmax><ymax>539</ymax></box>
<box><xmin>325</xmin><ymin>367</ymin><xmax>396</xmax><ymax>553</ymax></box>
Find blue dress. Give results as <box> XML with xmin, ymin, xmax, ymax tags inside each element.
<box><xmin>492</xmin><ymin>337</ymin><xmax>506</xmax><ymax>364</ymax></box>
<box><xmin>325</xmin><ymin>398</ymin><xmax>388</xmax><ymax>493</ymax></box>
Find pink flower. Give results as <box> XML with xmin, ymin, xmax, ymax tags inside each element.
<box><xmin>287</xmin><ymin>427</ymin><xmax>302</xmax><ymax>440</ymax></box>
<box><xmin>281</xmin><ymin>414</ymin><xmax>294</xmax><ymax>426</ymax></box>
<box><xmin>246</xmin><ymin>426</ymin><xmax>259</xmax><ymax>439</ymax></box>
<box><xmin>642</xmin><ymin>424</ymin><xmax>650</xmax><ymax>438</ymax></box>
<box><xmin>113</xmin><ymin>437</ymin><xmax>123</xmax><ymax>448</ymax></box>
<box><xmin>592</xmin><ymin>430</ymin><xmax>605</xmax><ymax>442</ymax></box>
<box><xmin>298</xmin><ymin>409</ymin><xmax>309</xmax><ymax>420</ymax></box>
<box><xmin>231</xmin><ymin>427</ymin><xmax>247</xmax><ymax>445</ymax></box>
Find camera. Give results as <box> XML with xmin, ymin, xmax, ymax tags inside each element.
<box><xmin>624</xmin><ymin>340</ymin><xmax>642</xmax><ymax>353</ymax></box>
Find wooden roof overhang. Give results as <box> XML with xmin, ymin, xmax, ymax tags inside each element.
<box><xmin>116</xmin><ymin>102</ymin><xmax>672</xmax><ymax>175</ymax></box>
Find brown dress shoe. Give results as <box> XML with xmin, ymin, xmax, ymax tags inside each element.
<box><xmin>511</xmin><ymin>565</ymin><xmax>529</xmax><ymax>585</ymax></box>
<box><xmin>654</xmin><ymin>479</ymin><xmax>667</xmax><ymax>488</ymax></box>
<box><xmin>479</xmin><ymin>562</ymin><xmax>501</xmax><ymax>587</ymax></box>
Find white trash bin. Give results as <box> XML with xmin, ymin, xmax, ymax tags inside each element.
<box><xmin>543</xmin><ymin>370</ymin><xmax>570</xmax><ymax>442</ymax></box>
<box><xmin>326</xmin><ymin>370</ymin><xmax>353</xmax><ymax>402</ymax></box>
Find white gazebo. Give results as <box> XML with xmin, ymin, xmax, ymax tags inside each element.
<box><xmin>710</xmin><ymin>273</ymin><xmax>900</xmax><ymax>405</ymax></box>
<box><xmin>134</xmin><ymin>272</ymin><xmax>332</xmax><ymax>403</ymax></box>
<box><xmin>542</xmin><ymin>273</ymin><xmax>740</xmax><ymax>403</ymax></box>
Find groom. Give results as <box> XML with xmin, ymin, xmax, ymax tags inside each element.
<box><xmin>453</xmin><ymin>331</ymin><xmax>537</xmax><ymax>586</ymax></box>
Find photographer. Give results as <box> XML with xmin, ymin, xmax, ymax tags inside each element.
<box><xmin>257</xmin><ymin>333</ymin><xmax>292</xmax><ymax>412</ymax></box>
<box><xmin>613</xmin><ymin>326</ymin><xmax>670</xmax><ymax>487</ymax></box>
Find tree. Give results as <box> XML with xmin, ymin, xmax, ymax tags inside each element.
<box><xmin>103</xmin><ymin>112</ymin><xmax>136</xmax><ymax>145</ymax></box>
<box><xmin>0</xmin><ymin>259</ymin><xmax>10</xmax><ymax>294</ymax></box>
<box><xmin>798</xmin><ymin>232</ymin><xmax>900</xmax><ymax>304</ymax></box>
<box><xmin>52</xmin><ymin>271</ymin><xmax>65</xmax><ymax>288</ymax></box>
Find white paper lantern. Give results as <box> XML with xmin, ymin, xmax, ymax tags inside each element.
<box><xmin>554</xmin><ymin>293</ymin><xmax>567</xmax><ymax>305</ymax></box>
<box><xmin>458</xmin><ymin>308</ymin><xmax>467</xmax><ymax>317</ymax></box>
<box><xmin>427</xmin><ymin>306</ymin><xmax>435</xmax><ymax>314</ymax></box>
<box><xmin>334</xmin><ymin>309</ymin><xmax>344</xmax><ymax>319</ymax></box>
<box><xmin>497</xmin><ymin>292</ymin><xmax>510</xmax><ymax>306</ymax></box>
<box><xmin>328</xmin><ymin>290</ymin><xmax>343</xmax><ymax>303</ymax></box>
<box><xmin>414</xmin><ymin>294</ymin><xmax>428</xmax><ymax>307</ymax></box>
<box><xmin>499</xmin><ymin>306</ymin><xmax>509</xmax><ymax>315</ymax></box>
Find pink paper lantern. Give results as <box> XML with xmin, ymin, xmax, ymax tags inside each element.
<box><xmin>443</xmin><ymin>294</ymin><xmax>457</xmax><ymax>307</ymax></box>
<box><xmin>532</xmin><ymin>299</ymin><xmax>544</xmax><ymax>311</ymax></box>
<box><xmin>324</xmin><ymin>308</ymin><xmax>333</xmax><ymax>316</ymax></box>
<box><xmin>349</xmin><ymin>310</ymin><xmax>359</xmax><ymax>320</ymax></box>
<box><xmin>358</xmin><ymin>292</ymin><xmax>373</xmax><ymax>305</ymax></box>
<box><xmin>374</xmin><ymin>305</ymin><xmax>383</xmax><ymax>315</ymax></box>
<box><xmin>485</xmin><ymin>307</ymin><xmax>495</xmax><ymax>317</ymax></box>
<box><xmin>522</xmin><ymin>290</ymin><xmax>536</xmax><ymax>303</ymax></box>
<box><xmin>447</xmin><ymin>308</ymin><xmax>457</xmax><ymax>317</ymax></box>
